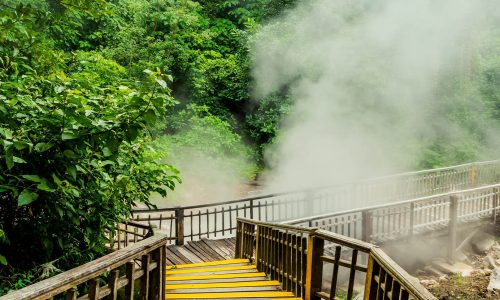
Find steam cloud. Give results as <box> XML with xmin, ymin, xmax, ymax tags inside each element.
<box><xmin>253</xmin><ymin>0</ymin><xmax>500</xmax><ymax>195</ymax></box>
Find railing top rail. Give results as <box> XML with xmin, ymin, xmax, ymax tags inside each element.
<box><xmin>315</xmin><ymin>229</ymin><xmax>374</xmax><ymax>252</ymax></box>
<box><xmin>371</xmin><ymin>248</ymin><xmax>437</xmax><ymax>299</ymax></box>
<box><xmin>237</xmin><ymin>217</ymin><xmax>317</xmax><ymax>234</ymax></box>
<box><xmin>0</xmin><ymin>233</ymin><xmax>168</xmax><ymax>300</ymax></box>
<box><xmin>132</xmin><ymin>159</ymin><xmax>500</xmax><ymax>213</ymax></box>
<box><xmin>285</xmin><ymin>182</ymin><xmax>500</xmax><ymax>225</ymax></box>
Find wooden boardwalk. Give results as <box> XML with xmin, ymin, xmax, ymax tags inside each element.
<box><xmin>166</xmin><ymin>259</ymin><xmax>301</xmax><ymax>299</ymax></box>
<box><xmin>167</xmin><ymin>238</ymin><xmax>236</xmax><ymax>265</ymax></box>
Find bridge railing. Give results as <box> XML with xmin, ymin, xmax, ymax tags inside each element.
<box><xmin>286</xmin><ymin>184</ymin><xmax>500</xmax><ymax>260</ymax></box>
<box><xmin>0</xmin><ymin>233</ymin><xmax>168</xmax><ymax>300</ymax></box>
<box><xmin>132</xmin><ymin>160</ymin><xmax>500</xmax><ymax>245</ymax></box>
<box><xmin>235</xmin><ymin>218</ymin><xmax>436</xmax><ymax>300</ymax></box>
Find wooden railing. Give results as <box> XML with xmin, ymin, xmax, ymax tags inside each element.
<box><xmin>111</xmin><ymin>221</ymin><xmax>155</xmax><ymax>250</ymax></box>
<box><xmin>286</xmin><ymin>184</ymin><xmax>500</xmax><ymax>261</ymax></box>
<box><xmin>133</xmin><ymin>160</ymin><xmax>500</xmax><ymax>245</ymax></box>
<box><xmin>235</xmin><ymin>218</ymin><xmax>436</xmax><ymax>300</ymax></box>
<box><xmin>0</xmin><ymin>234</ymin><xmax>168</xmax><ymax>300</ymax></box>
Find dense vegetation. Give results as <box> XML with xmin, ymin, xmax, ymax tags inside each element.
<box><xmin>0</xmin><ymin>0</ymin><xmax>499</xmax><ymax>294</ymax></box>
<box><xmin>0</xmin><ymin>0</ymin><xmax>296</xmax><ymax>293</ymax></box>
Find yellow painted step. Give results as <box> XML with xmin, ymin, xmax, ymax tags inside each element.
<box><xmin>166</xmin><ymin>280</ymin><xmax>280</xmax><ymax>290</ymax></box>
<box><xmin>167</xmin><ymin>259</ymin><xmax>249</xmax><ymax>270</ymax></box>
<box><xmin>167</xmin><ymin>272</ymin><xmax>267</xmax><ymax>281</ymax></box>
<box><xmin>166</xmin><ymin>265</ymin><xmax>256</xmax><ymax>275</ymax></box>
<box><xmin>165</xmin><ymin>291</ymin><xmax>296</xmax><ymax>299</ymax></box>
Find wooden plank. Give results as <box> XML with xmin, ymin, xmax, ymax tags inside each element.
<box><xmin>167</xmin><ymin>286</ymin><xmax>282</xmax><ymax>293</ymax></box>
<box><xmin>183</xmin><ymin>244</ymin><xmax>212</xmax><ymax>263</ymax></box>
<box><xmin>171</xmin><ymin>246</ymin><xmax>203</xmax><ymax>265</ymax></box>
<box><xmin>167</xmin><ymin>265</ymin><xmax>256</xmax><ymax>275</ymax></box>
<box><xmin>166</xmin><ymin>272</ymin><xmax>267</xmax><ymax>281</ymax></box>
<box><xmin>167</xmin><ymin>259</ymin><xmax>249</xmax><ymax>270</ymax></box>
<box><xmin>165</xmin><ymin>291</ymin><xmax>297</xmax><ymax>299</ymax></box>
<box><xmin>166</xmin><ymin>280</ymin><xmax>281</xmax><ymax>290</ymax></box>
<box><xmin>166</xmin><ymin>277</ymin><xmax>268</xmax><ymax>285</ymax></box>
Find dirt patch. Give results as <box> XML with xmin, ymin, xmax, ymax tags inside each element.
<box><xmin>420</xmin><ymin>272</ymin><xmax>495</xmax><ymax>299</ymax></box>
<box><xmin>416</xmin><ymin>236</ymin><xmax>500</xmax><ymax>299</ymax></box>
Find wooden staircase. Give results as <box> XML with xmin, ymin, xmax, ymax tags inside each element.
<box><xmin>166</xmin><ymin>259</ymin><xmax>301</xmax><ymax>299</ymax></box>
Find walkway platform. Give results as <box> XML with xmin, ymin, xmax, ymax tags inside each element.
<box><xmin>167</xmin><ymin>238</ymin><xmax>236</xmax><ymax>265</ymax></box>
<box><xmin>166</xmin><ymin>259</ymin><xmax>300</xmax><ymax>299</ymax></box>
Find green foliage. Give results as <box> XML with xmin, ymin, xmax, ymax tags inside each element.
<box><xmin>0</xmin><ymin>2</ymin><xmax>178</xmax><ymax>293</ymax></box>
<box><xmin>158</xmin><ymin>105</ymin><xmax>258</xmax><ymax>180</ymax></box>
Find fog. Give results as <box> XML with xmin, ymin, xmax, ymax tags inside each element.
<box><xmin>252</xmin><ymin>0</ymin><xmax>500</xmax><ymax>193</ymax></box>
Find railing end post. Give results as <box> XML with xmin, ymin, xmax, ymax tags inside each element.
<box><xmin>175</xmin><ymin>208</ymin><xmax>185</xmax><ymax>246</ymax></box>
<box><xmin>362</xmin><ymin>211</ymin><xmax>373</xmax><ymax>243</ymax></box>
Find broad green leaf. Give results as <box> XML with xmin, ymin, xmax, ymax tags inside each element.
<box><xmin>67</xmin><ymin>189</ymin><xmax>80</xmax><ymax>197</ymax></box>
<box><xmin>52</xmin><ymin>174</ymin><xmax>62</xmax><ymax>186</ymax></box>
<box><xmin>62</xmin><ymin>131</ymin><xmax>79</xmax><ymax>140</ymax></box>
<box><xmin>156</xmin><ymin>79</ymin><xmax>167</xmax><ymax>89</ymax></box>
<box><xmin>116</xmin><ymin>175</ymin><xmax>130</xmax><ymax>187</ymax></box>
<box><xmin>3</xmin><ymin>140</ymin><xmax>13</xmax><ymax>170</ymax></box>
<box><xmin>63</xmin><ymin>150</ymin><xmax>78</xmax><ymax>158</ymax></box>
<box><xmin>13</xmin><ymin>141</ymin><xmax>29</xmax><ymax>150</ymax></box>
<box><xmin>102</xmin><ymin>160</ymin><xmax>115</xmax><ymax>166</ymax></box>
<box><xmin>37</xmin><ymin>182</ymin><xmax>56</xmax><ymax>192</ymax></box>
<box><xmin>18</xmin><ymin>189</ymin><xmax>39</xmax><ymax>206</ymax></box>
<box><xmin>34</xmin><ymin>143</ymin><xmax>54</xmax><ymax>152</ymax></box>
<box><xmin>0</xmin><ymin>255</ymin><xmax>7</xmax><ymax>266</ymax></box>
<box><xmin>22</xmin><ymin>175</ymin><xmax>42</xmax><ymax>182</ymax></box>
<box><xmin>13</xmin><ymin>156</ymin><xmax>27</xmax><ymax>164</ymax></box>
<box><xmin>102</xmin><ymin>147</ymin><xmax>113</xmax><ymax>157</ymax></box>
<box><xmin>67</xmin><ymin>166</ymin><xmax>77</xmax><ymax>180</ymax></box>
<box><xmin>0</xmin><ymin>128</ymin><xmax>12</xmax><ymax>140</ymax></box>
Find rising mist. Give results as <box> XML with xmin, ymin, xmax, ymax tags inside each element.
<box><xmin>252</xmin><ymin>0</ymin><xmax>500</xmax><ymax>194</ymax></box>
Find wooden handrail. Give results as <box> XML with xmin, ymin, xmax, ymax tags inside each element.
<box><xmin>133</xmin><ymin>160</ymin><xmax>500</xmax><ymax>212</ymax></box>
<box><xmin>285</xmin><ymin>182</ymin><xmax>500</xmax><ymax>225</ymax></box>
<box><xmin>1</xmin><ymin>234</ymin><xmax>168</xmax><ymax>300</ymax></box>
<box><xmin>131</xmin><ymin>160</ymin><xmax>500</xmax><ymax>245</ymax></box>
<box><xmin>367</xmin><ymin>248</ymin><xmax>436</xmax><ymax>299</ymax></box>
<box><xmin>235</xmin><ymin>218</ymin><xmax>437</xmax><ymax>300</ymax></box>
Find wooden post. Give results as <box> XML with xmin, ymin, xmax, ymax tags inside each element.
<box><xmin>235</xmin><ymin>220</ymin><xmax>242</xmax><ymax>258</ymax></box>
<box><xmin>175</xmin><ymin>208</ymin><xmax>184</xmax><ymax>245</ymax></box>
<box><xmin>149</xmin><ymin>247</ymin><xmax>161</xmax><ymax>300</ymax></box>
<box><xmin>254</xmin><ymin>225</ymin><xmax>260</xmax><ymax>267</ymax></box>
<box><xmin>107</xmin><ymin>270</ymin><xmax>120</xmax><ymax>300</ymax></box>
<box><xmin>250</xmin><ymin>199</ymin><xmax>254</xmax><ymax>219</ymax></box>
<box><xmin>493</xmin><ymin>188</ymin><xmax>499</xmax><ymax>224</ymax></box>
<box><xmin>362</xmin><ymin>211</ymin><xmax>373</xmax><ymax>243</ymax></box>
<box><xmin>409</xmin><ymin>202</ymin><xmax>415</xmax><ymax>237</ymax></box>
<box><xmin>161</xmin><ymin>246</ymin><xmax>167</xmax><ymax>300</ymax></box>
<box><xmin>305</xmin><ymin>232</ymin><xmax>324</xmax><ymax>300</ymax></box>
<box><xmin>363</xmin><ymin>255</ymin><xmax>377</xmax><ymax>300</ymax></box>
<box><xmin>65</xmin><ymin>288</ymin><xmax>77</xmax><ymax>300</ymax></box>
<box><xmin>140</xmin><ymin>254</ymin><xmax>150</xmax><ymax>300</ymax></box>
<box><xmin>448</xmin><ymin>195</ymin><xmax>459</xmax><ymax>263</ymax></box>
<box><xmin>125</xmin><ymin>262</ymin><xmax>135</xmax><ymax>300</ymax></box>
<box><xmin>88</xmin><ymin>279</ymin><xmax>99</xmax><ymax>300</ymax></box>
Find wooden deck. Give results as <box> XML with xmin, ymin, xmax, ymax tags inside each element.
<box><xmin>166</xmin><ymin>259</ymin><xmax>301</xmax><ymax>299</ymax></box>
<box><xmin>167</xmin><ymin>238</ymin><xmax>236</xmax><ymax>265</ymax></box>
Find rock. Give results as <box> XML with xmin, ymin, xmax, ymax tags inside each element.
<box><xmin>471</xmin><ymin>233</ymin><xmax>496</xmax><ymax>253</ymax></box>
<box><xmin>455</xmin><ymin>250</ymin><xmax>469</xmax><ymax>263</ymax></box>
<box><xmin>420</xmin><ymin>279</ymin><xmax>438</xmax><ymax>287</ymax></box>
<box><xmin>485</xmin><ymin>255</ymin><xmax>497</xmax><ymax>269</ymax></box>
<box><xmin>488</xmin><ymin>267</ymin><xmax>500</xmax><ymax>291</ymax></box>
<box><xmin>424</xmin><ymin>266</ymin><xmax>445</xmax><ymax>277</ymax></box>
<box><xmin>434</xmin><ymin>261</ymin><xmax>475</xmax><ymax>277</ymax></box>
<box><xmin>492</xmin><ymin>242</ymin><xmax>500</xmax><ymax>251</ymax></box>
